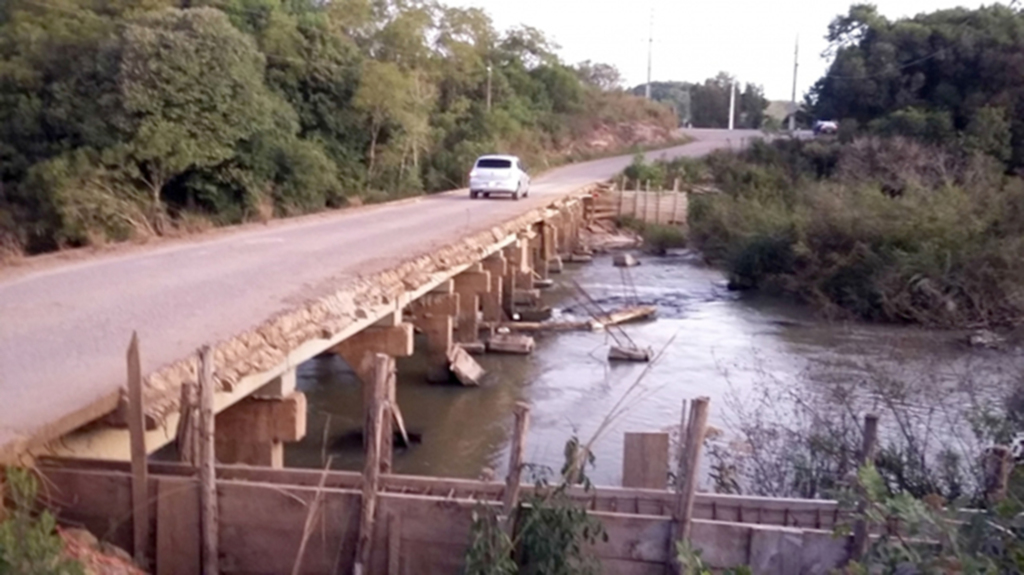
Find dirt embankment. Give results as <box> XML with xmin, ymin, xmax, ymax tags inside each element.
<box><xmin>580</xmin><ymin>217</ymin><xmax>641</xmax><ymax>253</ymax></box>
<box><xmin>561</xmin><ymin>122</ymin><xmax>679</xmax><ymax>158</ymax></box>
<box><xmin>60</xmin><ymin>527</ymin><xmax>144</xmax><ymax>575</ymax></box>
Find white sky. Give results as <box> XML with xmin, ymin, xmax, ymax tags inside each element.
<box><xmin>447</xmin><ymin>0</ymin><xmax>991</xmax><ymax>101</ymax></box>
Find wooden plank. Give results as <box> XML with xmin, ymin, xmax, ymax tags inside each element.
<box><xmin>199</xmin><ymin>345</ymin><xmax>219</xmax><ymax>575</ymax></box>
<box><xmin>387</xmin><ymin>512</ymin><xmax>401</xmax><ymax>575</ymax></box>
<box><xmin>37</xmin><ymin>468</ymin><xmax>134</xmax><ymax>551</ymax></box>
<box><xmin>690</xmin><ymin>520</ymin><xmax>753</xmax><ymax>569</ymax></box>
<box><xmin>127</xmin><ymin>332</ymin><xmax>150</xmax><ymax>569</ymax></box>
<box><xmin>218</xmin><ymin>481</ymin><xmax>360</xmax><ymax>575</ymax></box>
<box><xmin>36</xmin><ymin>458</ymin><xmax>847</xmax><ymax>526</ymax></box>
<box><xmin>622</xmin><ymin>433</ymin><xmax>669</xmax><ymax>489</ymax></box>
<box><xmin>588</xmin><ymin>511</ymin><xmax>672</xmax><ymax>562</ymax></box>
<box><xmin>156</xmin><ymin>477</ymin><xmax>200</xmax><ymax>575</ymax></box>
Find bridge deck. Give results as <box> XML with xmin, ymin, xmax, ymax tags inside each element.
<box><xmin>0</xmin><ymin>130</ymin><xmax>749</xmax><ymax>463</ymax></box>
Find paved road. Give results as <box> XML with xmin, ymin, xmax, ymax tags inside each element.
<box><xmin>0</xmin><ymin>128</ymin><xmax>759</xmax><ymax>457</ymax></box>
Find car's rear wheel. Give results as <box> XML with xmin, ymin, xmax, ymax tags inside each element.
<box><xmin>470</xmin><ymin>191</ymin><xmax>478</xmax><ymax>199</ymax></box>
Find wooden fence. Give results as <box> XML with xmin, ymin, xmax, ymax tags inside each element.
<box><xmin>38</xmin><ymin>459</ymin><xmax>851</xmax><ymax>575</ymax></box>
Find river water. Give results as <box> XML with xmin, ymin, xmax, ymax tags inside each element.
<box><xmin>285</xmin><ymin>250</ymin><xmax>1020</xmax><ymax>488</ymax></box>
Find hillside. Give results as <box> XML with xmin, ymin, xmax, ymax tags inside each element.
<box><xmin>0</xmin><ymin>0</ymin><xmax>676</xmax><ymax>258</ymax></box>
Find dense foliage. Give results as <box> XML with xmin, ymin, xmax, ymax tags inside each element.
<box><xmin>626</xmin><ymin>135</ymin><xmax>1024</xmax><ymax>328</ymax></box>
<box><xmin>0</xmin><ymin>0</ymin><xmax>675</xmax><ymax>255</ymax></box>
<box><xmin>634</xmin><ymin>74</ymin><xmax>769</xmax><ymax>129</ymax></box>
<box><xmin>810</xmin><ymin>3</ymin><xmax>1024</xmax><ymax>169</ymax></box>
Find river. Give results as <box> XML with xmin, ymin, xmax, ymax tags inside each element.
<box><xmin>285</xmin><ymin>249</ymin><xmax>1020</xmax><ymax>490</ymax></box>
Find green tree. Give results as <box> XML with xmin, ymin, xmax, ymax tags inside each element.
<box><xmin>809</xmin><ymin>4</ymin><xmax>1024</xmax><ymax>167</ymax></box>
<box><xmin>114</xmin><ymin>7</ymin><xmax>279</xmax><ymax>221</ymax></box>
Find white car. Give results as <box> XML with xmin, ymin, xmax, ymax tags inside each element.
<box><xmin>468</xmin><ymin>155</ymin><xmax>530</xmax><ymax>200</ymax></box>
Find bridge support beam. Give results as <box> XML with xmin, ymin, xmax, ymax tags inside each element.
<box><xmin>453</xmin><ymin>271</ymin><xmax>490</xmax><ymax>344</ymax></box>
<box><xmin>215</xmin><ymin>392</ymin><xmax>306</xmax><ymax>467</ymax></box>
<box><xmin>331</xmin><ymin>324</ymin><xmax>414</xmax><ymax>467</ymax></box>
<box><xmin>408</xmin><ymin>289</ymin><xmax>459</xmax><ymax>383</ymax></box>
<box><xmin>254</xmin><ymin>368</ymin><xmax>296</xmax><ymax>399</ymax></box>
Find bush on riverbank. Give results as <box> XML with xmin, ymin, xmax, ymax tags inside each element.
<box><xmin>614</xmin><ymin>215</ymin><xmax>686</xmax><ymax>255</ymax></box>
<box><xmin>675</xmin><ymin>137</ymin><xmax>1024</xmax><ymax>328</ymax></box>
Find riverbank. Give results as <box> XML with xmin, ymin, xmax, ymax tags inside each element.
<box><xmin>287</xmin><ymin>238</ymin><xmax>1021</xmax><ymax>494</ymax></box>
<box><xmin>627</xmin><ymin>137</ymin><xmax>1024</xmax><ymax>329</ymax></box>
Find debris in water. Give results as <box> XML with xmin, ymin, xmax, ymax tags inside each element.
<box><xmin>608</xmin><ymin>345</ymin><xmax>653</xmax><ymax>362</ymax></box>
<box><xmin>488</xmin><ymin>333</ymin><xmax>536</xmax><ymax>354</ymax></box>
<box><xmin>613</xmin><ymin>253</ymin><xmax>640</xmax><ymax>267</ymax></box>
<box><xmin>448</xmin><ymin>344</ymin><xmax>485</xmax><ymax>385</ymax></box>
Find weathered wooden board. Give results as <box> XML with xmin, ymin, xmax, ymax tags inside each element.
<box><xmin>156</xmin><ymin>477</ymin><xmax>200</xmax><ymax>575</ymax></box>
<box><xmin>622</xmin><ymin>433</ymin><xmax>670</xmax><ymax>489</ymax></box>
<box><xmin>39</xmin><ymin>458</ymin><xmax>846</xmax><ymax>530</ymax></box>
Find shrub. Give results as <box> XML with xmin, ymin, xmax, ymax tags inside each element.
<box><xmin>682</xmin><ymin>137</ymin><xmax>1024</xmax><ymax>327</ymax></box>
<box><xmin>640</xmin><ymin>224</ymin><xmax>686</xmax><ymax>255</ymax></box>
<box><xmin>0</xmin><ymin>468</ymin><xmax>85</xmax><ymax>575</ymax></box>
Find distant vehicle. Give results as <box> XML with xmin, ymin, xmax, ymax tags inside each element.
<box><xmin>469</xmin><ymin>155</ymin><xmax>530</xmax><ymax>200</ymax></box>
<box><xmin>813</xmin><ymin>120</ymin><xmax>838</xmax><ymax>136</ymax></box>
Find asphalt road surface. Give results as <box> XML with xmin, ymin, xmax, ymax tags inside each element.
<box><xmin>0</xmin><ymin>128</ymin><xmax>761</xmax><ymax>457</ymax></box>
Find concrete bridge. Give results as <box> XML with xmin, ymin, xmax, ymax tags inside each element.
<box><xmin>0</xmin><ymin>129</ymin><xmax>754</xmax><ymax>466</ymax></box>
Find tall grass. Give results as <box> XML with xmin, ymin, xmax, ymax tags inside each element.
<box><xmin>679</xmin><ymin>137</ymin><xmax>1024</xmax><ymax>328</ymax></box>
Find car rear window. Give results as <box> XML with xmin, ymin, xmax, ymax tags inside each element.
<box><xmin>476</xmin><ymin>159</ymin><xmax>512</xmax><ymax>169</ymax></box>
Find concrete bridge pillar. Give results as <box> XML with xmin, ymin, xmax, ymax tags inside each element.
<box><xmin>503</xmin><ymin>238</ymin><xmax>534</xmax><ymax>316</ymax></box>
<box><xmin>453</xmin><ymin>269</ymin><xmax>490</xmax><ymax>344</ymax></box>
<box><xmin>547</xmin><ymin>221</ymin><xmax>564</xmax><ymax>274</ymax></box>
<box><xmin>215</xmin><ymin>391</ymin><xmax>306</xmax><ymax>467</ymax></box>
<box><xmin>408</xmin><ymin>284</ymin><xmax>459</xmax><ymax>382</ymax></box>
<box><xmin>331</xmin><ymin>322</ymin><xmax>414</xmax><ymax>467</ymax></box>
<box><xmin>481</xmin><ymin>254</ymin><xmax>507</xmax><ymax>322</ymax></box>
<box><xmin>534</xmin><ymin>223</ymin><xmax>550</xmax><ymax>281</ymax></box>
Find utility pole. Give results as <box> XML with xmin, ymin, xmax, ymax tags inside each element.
<box><xmin>645</xmin><ymin>7</ymin><xmax>653</xmax><ymax>99</ymax></box>
<box><xmin>789</xmin><ymin>36</ymin><xmax>799</xmax><ymax>132</ymax></box>
<box><xmin>728</xmin><ymin>80</ymin><xmax>736</xmax><ymax>130</ymax></box>
<box><xmin>486</xmin><ymin>64</ymin><xmax>493</xmax><ymax>112</ymax></box>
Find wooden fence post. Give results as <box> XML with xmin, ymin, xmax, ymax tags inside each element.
<box><xmin>355</xmin><ymin>353</ymin><xmax>389</xmax><ymax>575</ymax></box>
<box><xmin>502</xmin><ymin>402</ymin><xmax>531</xmax><ymax>534</ymax></box>
<box><xmin>851</xmin><ymin>413</ymin><xmax>879</xmax><ymax>562</ymax></box>
<box><xmin>655</xmin><ymin>189</ymin><xmax>662</xmax><ymax>225</ymax></box>
<box><xmin>127</xmin><ymin>332</ymin><xmax>150</xmax><ymax>570</ymax></box>
<box><xmin>198</xmin><ymin>345</ymin><xmax>219</xmax><ymax>575</ymax></box>
<box><xmin>671</xmin><ymin>397</ymin><xmax>710</xmax><ymax>573</ymax></box>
